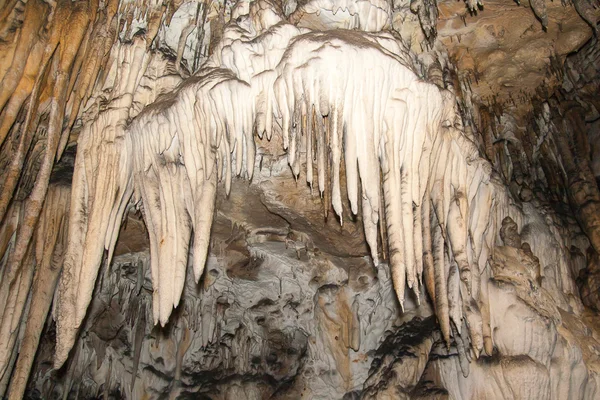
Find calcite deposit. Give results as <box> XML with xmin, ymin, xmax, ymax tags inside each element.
<box><xmin>0</xmin><ymin>0</ymin><xmax>599</xmax><ymax>398</ymax></box>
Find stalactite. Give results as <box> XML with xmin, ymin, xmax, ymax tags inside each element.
<box><xmin>572</xmin><ymin>0</ymin><xmax>599</xmax><ymax>35</ymax></box>
<box><xmin>409</xmin><ymin>0</ymin><xmax>438</xmax><ymax>43</ymax></box>
<box><xmin>54</xmin><ymin>38</ymin><xmax>148</xmax><ymax>369</ymax></box>
<box><xmin>0</xmin><ymin>244</ymin><xmax>34</xmax><ymax>396</ymax></box>
<box><xmin>288</xmin><ymin>0</ymin><xmax>392</xmax><ymax>32</ymax></box>
<box><xmin>6</xmin><ymin>185</ymin><xmax>70</xmax><ymax>400</ymax></box>
<box><xmin>534</xmin><ymin>101</ymin><xmax>600</xmax><ymax>255</ymax></box>
<box><xmin>128</xmin><ymin>67</ymin><xmax>255</xmax><ymax>326</ymax></box>
<box><xmin>48</xmin><ymin>19</ymin><xmax>526</xmax><ymax>373</ymax></box>
<box><xmin>4</xmin><ymin>7</ymin><xmax>88</xmax><ymax>323</ymax></box>
<box><xmin>0</xmin><ymin>4</ymin><xmax>94</xmax><ymax>382</ymax></box>
<box><xmin>0</xmin><ymin>0</ymin><xmax>132</xmax><ymax>386</ymax></box>
<box><xmin>0</xmin><ymin>48</ymin><xmax>51</xmax><ymax>224</ymax></box>
<box><xmin>0</xmin><ymin>0</ymin><xmax>48</xmax><ymax>121</ymax></box>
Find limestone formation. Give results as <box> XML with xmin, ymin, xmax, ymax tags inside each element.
<box><xmin>0</xmin><ymin>0</ymin><xmax>599</xmax><ymax>398</ymax></box>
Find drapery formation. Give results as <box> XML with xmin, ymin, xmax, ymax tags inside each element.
<box><xmin>52</xmin><ymin>6</ymin><xmax>514</xmax><ymax>377</ymax></box>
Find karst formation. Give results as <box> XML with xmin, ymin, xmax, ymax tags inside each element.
<box><xmin>0</xmin><ymin>0</ymin><xmax>599</xmax><ymax>398</ymax></box>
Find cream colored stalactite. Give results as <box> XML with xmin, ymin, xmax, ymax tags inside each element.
<box><xmin>54</xmin><ymin>109</ymin><xmax>135</xmax><ymax>368</ymax></box>
<box><xmin>190</xmin><ymin>71</ymin><xmax>256</xmax><ymax>283</ymax></box>
<box><xmin>381</xmin><ymin>98</ymin><xmax>410</xmax><ymax>308</ymax></box>
<box><xmin>391</xmin><ymin>83</ymin><xmax>443</xmax><ymax>298</ymax></box>
<box><xmin>272</xmin><ymin>32</ymin><xmax>433</xmax><ymax>309</ymax></box>
<box><xmin>50</xmin><ymin>22</ymin><xmax>531</xmax><ymax>376</ymax></box>
<box><xmin>54</xmin><ymin>39</ymin><xmax>149</xmax><ymax>369</ymax></box>
<box><xmin>128</xmin><ymin>68</ymin><xmax>256</xmax><ymax>326</ymax></box>
<box><xmin>6</xmin><ymin>185</ymin><xmax>70</xmax><ymax>400</ymax></box>
<box><xmin>59</xmin><ymin>0</ymin><xmax>119</xmax><ymax>160</ymax></box>
<box><xmin>467</xmin><ymin>175</ymin><xmax>495</xmax><ymax>354</ymax></box>
<box><xmin>267</xmin><ymin>32</ymin><xmax>519</xmax><ymax>366</ymax></box>
<box><xmin>254</xmin><ymin>70</ymin><xmax>277</xmax><ymax>143</ymax></box>
<box><xmin>136</xmin><ymin>140</ymin><xmax>194</xmax><ymax>326</ymax></box>
<box><xmin>431</xmin><ymin>209</ymin><xmax>451</xmax><ymax>344</ymax></box>
<box><xmin>130</xmin><ymin>108</ymin><xmax>194</xmax><ymax>326</ymax></box>
<box><xmin>426</xmin><ymin>122</ymin><xmax>456</xmax><ymax>344</ymax></box>
<box><xmin>169</xmin><ymin>83</ymin><xmax>217</xmax><ymax>283</ymax></box>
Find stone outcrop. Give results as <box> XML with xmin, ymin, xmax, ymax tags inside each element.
<box><xmin>0</xmin><ymin>0</ymin><xmax>599</xmax><ymax>399</ymax></box>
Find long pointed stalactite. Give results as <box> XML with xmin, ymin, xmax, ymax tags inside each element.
<box><xmin>5</xmin><ymin>185</ymin><xmax>70</xmax><ymax>400</ymax></box>
<box><xmin>0</xmin><ymin>0</ymin><xmax>100</xmax><ymax>391</ymax></box>
<box><xmin>0</xmin><ymin>0</ymin><xmax>178</xmax><ymax>395</ymax></box>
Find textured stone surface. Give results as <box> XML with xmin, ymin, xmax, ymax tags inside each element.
<box><xmin>26</xmin><ymin>178</ymin><xmax>405</xmax><ymax>399</ymax></box>
<box><xmin>0</xmin><ymin>0</ymin><xmax>600</xmax><ymax>399</ymax></box>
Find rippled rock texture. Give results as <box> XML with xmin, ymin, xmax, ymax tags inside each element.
<box><xmin>0</xmin><ymin>0</ymin><xmax>600</xmax><ymax>399</ymax></box>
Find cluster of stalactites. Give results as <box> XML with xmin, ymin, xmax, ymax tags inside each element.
<box><xmin>0</xmin><ymin>0</ymin><xmax>183</xmax><ymax>381</ymax></box>
<box><xmin>52</xmin><ymin>21</ymin><xmax>512</xmax><ymax>378</ymax></box>
<box><xmin>264</xmin><ymin>31</ymin><xmax>508</xmax><ymax>368</ymax></box>
<box><xmin>128</xmin><ymin>68</ymin><xmax>258</xmax><ymax>326</ymax></box>
<box><xmin>6</xmin><ymin>0</ymin><xmax>592</xmax><ymax>387</ymax></box>
<box><xmin>125</xmin><ymin>29</ymin><xmax>509</xmax><ymax>371</ymax></box>
<box><xmin>0</xmin><ymin>185</ymin><xmax>70</xmax><ymax>399</ymax></box>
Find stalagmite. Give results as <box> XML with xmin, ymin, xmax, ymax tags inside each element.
<box><xmin>129</xmin><ymin>301</ymin><xmax>146</xmax><ymax>397</ymax></box>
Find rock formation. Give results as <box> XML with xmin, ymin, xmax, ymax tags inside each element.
<box><xmin>0</xmin><ymin>0</ymin><xmax>599</xmax><ymax>398</ymax></box>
